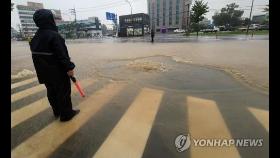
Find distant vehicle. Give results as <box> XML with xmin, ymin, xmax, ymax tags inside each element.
<box><xmin>213</xmin><ymin>26</ymin><xmax>220</xmax><ymax>32</ymax></box>
<box><xmin>238</xmin><ymin>27</ymin><xmax>247</xmax><ymax>32</ymax></box>
<box><xmin>201</xmin><ymin>28</ymin><xmax>218</xmax><ymax>33</ymax></box>
<box><xmin>259</xmin><ymin>25</ymin><xmax>269</xmax><ymax>30</ymax></box>
<box><xmin>250</xmin><ymin>24</ymin><xmax>260</xmax><ymax>30</ymax></box>
<box><xmin>218</xmin><ymin>25</ymin><xmax>235</xmax><ymax>31</ymax></box>
<box><xmin>174</xmin><ymin>29</ymin><xmax>186</xmax><ymax>33</ymax></box>
<box><xmin>238</xmin><ymin>24</ymin><xmax>263</xmax><ymax>31</ymax></box>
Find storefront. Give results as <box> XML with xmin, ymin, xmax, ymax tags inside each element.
<box><xmin>119</xmin><ymin>13</ymin><xmax>150</xmax><ymax>37</ymax></box>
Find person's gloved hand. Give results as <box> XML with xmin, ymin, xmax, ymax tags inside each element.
<box><xmin>67</xmin><ymin>69</ymin><xmax>74</xmax><ymax>77</ymax></box>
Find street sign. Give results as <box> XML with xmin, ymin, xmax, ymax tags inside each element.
<box><xmin>106</xmin><ymin>12</ymin><xmax>116</xmax><ymax>20</ymax></box>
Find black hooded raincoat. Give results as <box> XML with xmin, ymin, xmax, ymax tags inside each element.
<box><xmin>30</xmin><ymin>9</ymin><xmax>75</xmax><ymax>84</ymax></box>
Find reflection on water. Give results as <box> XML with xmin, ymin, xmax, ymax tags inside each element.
<box><xmin>63</xmin><ymin>34</ymin><xmax>268</xmax><ymax>44</ymax></box>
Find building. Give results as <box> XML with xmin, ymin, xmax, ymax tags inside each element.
<box><xmin>11</xmin><ymin>27</ymin><xmax>18</xmax><ymax>39</ymax></box>
<box><xmin>57</xmin><ymin>17</ymin><xmax>102</xmax><ymax>39</ymax></box>
<box><xmin>77</xmin><ymin>17</ymin><xmax>102</xmax><ymax>38</ymax></box>
<box><xmin>119</xmin><ymin>13</ymin><xmax>150</xmax><ymax>37</ymax></box>
<box><xmin>252</xmin><ymin>14</ymin><xmax>268</xmax><ymax>24</ymax></box>
<box><xmin>148</xmin><ymin>0</ymin><xmax>192</xmax><ymax>33</ymax></box>
<box><xmin>16</xmin><ymin>2</ymin><xmax>62</xmax><ymax>38</ymax></box>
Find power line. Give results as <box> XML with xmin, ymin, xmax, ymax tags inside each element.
<box><xmin>69</xmin><ymin>8</ymin><xmax>77</xmax><ymax>22</ymax></box>
<box><xmin>75</xmin><ymin>2</ymin><xmax>128</xmax><ymax>13</ymax></box>
<box><xmin>75</xmin><ymin>0</ymin><xmax>125</xmax><ymax>10</ymax></box>
<box><xmin>68</xmin><ymin>0</ymin><xmax>141</xmax><ymax>13</ymax></box>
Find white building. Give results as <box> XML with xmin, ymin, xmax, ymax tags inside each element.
<box><xmin>148</xmin><ymin>0</ymin><xmax>192</xmax><ymax>33</ymax></box>
<box><xmin>17</xmin><ymin>2</ymin><xmax>62</xmax><ymax>37</ymax></box>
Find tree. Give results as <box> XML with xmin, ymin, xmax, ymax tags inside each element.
<box><xmin>212</xmin><ymin>3</ymin><xmax>244</xmax><ymax>29</ymax></box>
<box><xmin>190</xmin><ymin>0</ymin><xmax>209</xmax><ymax>36</ymax></box>
<box><xmin>263</xmin><ymin>4</ymin><xmax>269</xmax><ymax>24</ymax></box>
<box><xmin>11</xmin><ymin>3</ymin><xmax>14</xmax><ymax>11</ymax></box>
<box><xmin>242</xmin><ymin>18</ymin><xmax>250</xmax><ymax>26</ymax></box>
<box><xmin>263</xmin><ymin>4</ymin><xmax>269</xmax><ymax>13</ymax></box>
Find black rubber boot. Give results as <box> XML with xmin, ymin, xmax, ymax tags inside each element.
<box><xmin>60</xmin><ymin>110</ymin><xmax>80</xmax><ymax>122</ymax></box>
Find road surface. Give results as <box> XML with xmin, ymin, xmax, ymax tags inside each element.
<box><xmin>11</xmin><ymin>35</ymin><xmax>269</xmax><ymax>158</ymax></box>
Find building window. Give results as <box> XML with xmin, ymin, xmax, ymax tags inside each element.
<box><xmin>19</xmin><ymin>16</ymin><xmax>33</xmax><ymax>19</ymax></box>
<box><xmin>186</xmin><ymin>4</ymin><xmax>190</xmax><ymax>26</ymax></box>
<box><xmin>163</xmin><ymin>0</ymin><xmax>166</xmax><ymax>26</ymax></box>
<box><xmin>152</xmin><ymin>2</ymin><xmax>155</xmax><ymax>28</ymax></box>
<box><xmin>157</xmin><ymin>0</ymin><xmax>160</xmax><ymax>26</ymax></box>
<box><xmin>148</xmin><ymin>2</ymin><xmax>150</xmax><ymax>15</ymax></box>
<box><xmin>176</xmin><ymin>0</ymin><xmax>180</xmax><ymax>24</ymax></box>
<box><xmin>169</xmin><ymin>0</ymin><xmax>173</xmax><ymax>25</ymax></box>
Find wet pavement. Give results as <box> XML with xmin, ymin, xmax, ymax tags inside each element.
<box><xmin>11</xmin><ymin>36</ymin><xmax>269</xmax><ymax>158</ymax></box>
<box><xmin>63</xmin><ymin>33</ymin><xmax>269</xmax><ymax>44</ymax></box>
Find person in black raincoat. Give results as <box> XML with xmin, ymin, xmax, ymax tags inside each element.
<box><xmin>30</xmin><ymin>9</ymin><xmax>79</xmax><ymax>122</ymax></box>
<box><xmin>151</xmin><ymin>29</ymin><xmax>155</xmax><ymax>43</ymax></box>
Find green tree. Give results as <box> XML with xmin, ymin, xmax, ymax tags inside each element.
<box><xmin>242</xmin><ymin>18</ymin><xmax>250</xmax><ymax>26</ymax></box>
<box><xmin>263</xmin><ymin>4</ymin><xmax>269</xmax><ymax>13</ymax></box>
<box><xmin>190</xmin><ymin>0</ymin><xmax>209</xmax><ymax>36</ymax></box>
<box><xmin>212</xmin><ymin>3</ymin><xmax>244</xmax><ymax>29</ymax></box>
<box><xmin>263</xmin><ymin>4</ymin><xmax>269</xmax><ymax>25</ymax></box>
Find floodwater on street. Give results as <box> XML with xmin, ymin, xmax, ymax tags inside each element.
<box><xmin>11</xmin><ymin>35</ymin><xmax>269</xmax><ymax>158</ymax></box>
<box><xmin>12</xmin><ymin>36</ymin><xmax>269</xmax><ymax>93</ymax></box>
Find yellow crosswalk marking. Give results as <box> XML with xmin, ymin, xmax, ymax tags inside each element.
<box><xmin>11</xmin><ymin>79</ymin><xmax>96</xmax><ymax>128</ymax></box>
<box><xmin>11</xmin><ymin>84</ymin><xmax>45</xmax><ymax>103</ymax></box>
<box><xmin>248</xmin><ymin>107</ymin><xmax>269</xmax><ymax>132</ymax></box>
<box><xmin>11</xmin><ymin>77</ymin><xmax>38</xmax><ymax>89</ymax></box>
<box><xmin>93</xmin><ymin>88</ymin><xmax>164</xmax><ymax>158</ymax></box>
<box><xmin>11</xmin><ymin>82</ymin><xmax>126</xmax><ymax>158</ymax></box>
<box><xmin>187</xmin><ymin>96</ymin><xmax>241</xmax><ymax>158</ymax></box>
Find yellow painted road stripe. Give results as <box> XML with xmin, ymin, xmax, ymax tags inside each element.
<box><xmin>248</xmin><ymin>107</ymin><xmax>269</xmax><ymax>132</ymax></box>
<box><xmin>93</xmin><ymin>88</ymin><xmax>164</xmax><ymax>158</ymax></box>
<box><xmin>11</xmin><ymin>79</ymin><xmax>96</xmax><ymax>128</ymax></box>
<box><xmin>11</xmin><ymin>84</ymin><xmax>45</xmax><ymax>103</ymax></box>
<box><xmin>11</xmin><ymin>82</ymin><xmax>126</xmax><ymax>158</ymax></box>
<box><xmin>187</xmin><ymin>96</ymin><xmax>241</xmax><ymax>158</ymax></box>
<box><xmin>11</xmin><ymin>77</ymin><xmax>38</xmax><ymax>89</ymax></box>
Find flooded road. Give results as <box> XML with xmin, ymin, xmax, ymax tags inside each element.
<box><xmin>11</xmin><ymin>36</ymin><xmax>269</xmax><ymax>158</ymax></box>
<box><xmin>12</xmin><ymin>36</ymin><xmax>269</xmax><ymax>93</ymax></box>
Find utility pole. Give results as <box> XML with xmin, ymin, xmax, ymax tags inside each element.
<box><xmin>70</xmin><ymin>7</ymin><xmax>77</xmax><ymax>22</ymax></box>
<box><xmin>114</xmin><ymin>14</ymin><xmax>118</xmax><ymax>37</ymax></box>
<box><xmin>70</xmin><ymin>7</ymin><xmax>77</xmax><ymax>38</ymax></box>
<box><xmin>125</xmin><ymin>0</ymin><xmax>133</xmax><ymax>36</ymax></box>
<box><xmin>246</xmin><ymin>0</ymin><xmax>255</xmax><ymax>36</ymax></box>
<box><xmin>125</xmin><ymin>0</ymin><xmax>132</xmax><ymax>15</ymax></box>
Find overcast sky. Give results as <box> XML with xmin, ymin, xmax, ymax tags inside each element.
<box><xmin>11</xmin><ymin>0</ymin><xmax>269</xmax><ymax>30</ymax></box>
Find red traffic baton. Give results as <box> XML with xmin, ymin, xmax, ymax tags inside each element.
<box><xmin>70</xmin><ymin>76</ymin><xmax>85</xmax><ymax>97</ymax></box>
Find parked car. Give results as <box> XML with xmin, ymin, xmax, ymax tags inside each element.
<box><xmin>250</xmin><ymin>24</ymin><xmax>260</xmax><ymax>30</ymax></box>
<box><xmin>201</xmin><ymin>28</ymin><xmax>218</xmax><ymax>33</ymax></box>
<box><xmin>174</xmin><ymin>29</ymin><xmax>186</xmax><ymax>33</ymax></box>
<box><xmin>259</xmin><ymin>25</ymin><xmax>269</xmax><ymax>30</ymax></box>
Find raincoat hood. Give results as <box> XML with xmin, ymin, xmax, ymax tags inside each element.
<box><xmin>33</xmin><ymin>9</ymin><xmax>58</xmax><ymax>32</ymax></box>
